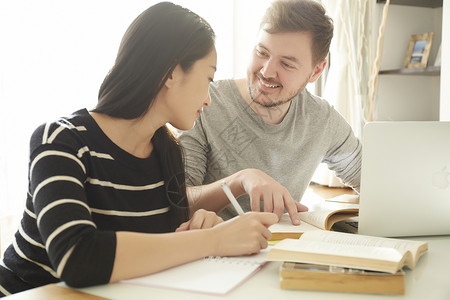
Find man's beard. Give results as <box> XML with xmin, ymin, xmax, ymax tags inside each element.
<box><xmin>247</xmin><ymin>72</ymin><xmax>307</xmax><ymax>108</ymax></box>
<box><xmin>248</xmin><ymin>86</ymin><xmax>292</xmax><ymax>108</ymax></box>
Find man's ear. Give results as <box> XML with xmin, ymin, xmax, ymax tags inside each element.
<box><xmin>308</xmin><ymin>59</ymin><xmax>327</xmax><ymax>83</ymax></box>
<box><xmin>164</xmin><ymin>64</ymin><xmax>183</xmax><ymax>89</ymax></box>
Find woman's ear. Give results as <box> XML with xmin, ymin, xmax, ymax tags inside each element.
<box><xmin>165</xmin><ymin>64</ymin><xmax>183</xmax><ymax>89</ymax></box>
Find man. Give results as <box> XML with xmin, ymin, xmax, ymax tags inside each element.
<box><xmin>179</xmin><ymin>0</ymin><xmax>361</xmax><ymax>223</ymax></box>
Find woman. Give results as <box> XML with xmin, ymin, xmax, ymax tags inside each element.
<box><xmin>0</xmin><ymin>2</ymin><xmax>278</xmax><ymax>296</ymax></box>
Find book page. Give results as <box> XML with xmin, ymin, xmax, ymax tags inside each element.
<box><xmin>267</xmin><ymin>238</ymin><xmax>404</xmax><ymax>273</ymax></box>
<box><xmin>269</xmin><ymin>214</ymin><xmax>321</xmax><ymax>233</ymax></box>
<box><xmin>300</xmin><ymin>231</ymin><xmax>428</xmax><ymax>268</ymax></box>
<box><xmin>297</xmin><ymin>210</ymin><xmax>334</xmax><ymax>230</ymax></box>
<box><xmin>298</xmin><ymin>203</ymin><xmax>359</xmax><ymax>230</ymax></box>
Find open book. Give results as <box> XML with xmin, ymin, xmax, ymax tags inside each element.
<box><xmin>269</xmin><ymin>200</ymin><xmax>359</xmax><ymax>240</ymax></box>
<box><xmin>266</xmin><ymin>231</ymin><xmax>428</xmax><ymax>274</ymax></box>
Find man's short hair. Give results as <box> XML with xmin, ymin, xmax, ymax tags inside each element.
<box><xmin>260</xmin><ymin>0</ymin><xmax>334</xmax><ymax>65</ymax></box>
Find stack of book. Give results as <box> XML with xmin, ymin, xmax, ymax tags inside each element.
<box><xmin>266</xmin><ymin>230</ymin><xmax>428</xmax><ymax>295</ymax></box>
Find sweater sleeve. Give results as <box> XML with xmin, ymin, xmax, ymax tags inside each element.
<box><xmin>29</xmin><ymin>129</ymin><xmax>116</xmax><ymax>287</ymax></box>
<box><xmin>323</xmin><ymin>109</ymin><xmax>362</xmax><ymax>192</ymax></box>
<box><xmin>179</xmin><ymin>116</ymin><xmax>210</xmax><ymax>187</ymax></box>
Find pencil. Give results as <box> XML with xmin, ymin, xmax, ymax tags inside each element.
<box><xmin>220</xmin><ymin>181</ymin><xmax>245</xmax><ymax>215</ymax></box>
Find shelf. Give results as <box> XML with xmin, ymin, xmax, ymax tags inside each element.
<box><xmin>379</xmin><ymin>66</ymin><xmax>440</xmax><ymax>76</ymax></box>
<box><xmin>376</xmin><ymin>0</ymin><xmax>442</xmax><ymax>8</ymax></box>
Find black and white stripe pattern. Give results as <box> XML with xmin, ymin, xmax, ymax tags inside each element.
<box><xmin>0</xmin><ymin>109</ymin><xmax>172</xmax><ymax>296</ymax></box>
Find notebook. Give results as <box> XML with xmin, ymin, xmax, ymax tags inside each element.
<box><xmin>358</xmin><ymin>121</ymin><xmax>450</xmax><ymax>237</ymax></box>
<box><xmin>121</xmin><ymin>249</ymin><xmax>268</xmax><ymax>295</ymax></box>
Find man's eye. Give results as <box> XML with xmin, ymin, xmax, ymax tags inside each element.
<box><xmin>256</xmin><ymin>49</ymin><xmax>267</xmax><ymax>57</ymax></box>
<box><xmin>282</xmin><ymin>62</ymin><xmax>293</xmax><ymax>68</ymax></box>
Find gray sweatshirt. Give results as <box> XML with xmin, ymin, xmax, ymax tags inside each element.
<box><xmin>179</xmin><ymin>79</ymin><xmax>361</xmax><ymax>220</ymax></box>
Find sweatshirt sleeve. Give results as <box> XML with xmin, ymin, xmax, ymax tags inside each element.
<box><xmin>29</xmin><ymin>127</ymin><xmax>116</xmax><ymax>287</ymax></box>
<box><xmin>178</xmin><ymin>116</ymin><xmax>210</xmax><ymax>186</ymax></box>
<box><xmin>323</xmin><ymin>108</ymin><xmax>362</xmax><ymax>192</ymax></box>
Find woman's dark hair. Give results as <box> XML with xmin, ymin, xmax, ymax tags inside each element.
<box><xmin>92</xmin><ymin>2</ymin><xmax>215</xmax><ymax>230</ymax></box>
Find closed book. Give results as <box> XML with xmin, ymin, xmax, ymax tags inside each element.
<box><xmin>280</xmin><ymin>262</ymin><xmax>405</xmax><ymax>295</ymax></box>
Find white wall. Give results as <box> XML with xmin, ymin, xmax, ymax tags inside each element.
<box><xmin>0</xmin><ymin>0</ymin><xmax>258</xmax><ymax>217</ymax></box>
<box><xmin>372</xmin><ymin>3</ymin><xmax>442</xmax><ymax>121</ymax></box>
<box><xmin>232</xmin><ymin>0</ymin><xmax>272</xmax><ymax>78</ymax></box>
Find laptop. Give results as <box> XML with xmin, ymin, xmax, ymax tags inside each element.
<box><xmin>358</xmin><ymin>121</ymin><xmax>450</xmax><ymax>237</ymax></box>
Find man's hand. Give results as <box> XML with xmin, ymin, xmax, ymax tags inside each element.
<box><xmin>239</xmin><ymin>169</ymin><xmax>308</xmax><ymax>225</ymax></box>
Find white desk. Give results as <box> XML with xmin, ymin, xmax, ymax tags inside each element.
<box><xmin>71</xmin><ymin>235</ymin><xmax>450</xmax><ymax>300</ymax></box>
<box><xmin>6</xmin><ymin>184</ymin><xmax>450</xmax><ymax>299</ymax></box>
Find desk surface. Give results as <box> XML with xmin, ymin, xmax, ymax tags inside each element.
<box><xmin>6</xmin><ymin>186</ymin><xmax>450</xmax><ymax>299</ymax></box>
<box><xmin>71</xmin><ymin>236</ymin><xmax>450</xmax><ymax>300</ymax></box>
<box><xmin>7</xmin><ymin>235</ymin><xmax>450</xmax><ymax>300</ymax></box>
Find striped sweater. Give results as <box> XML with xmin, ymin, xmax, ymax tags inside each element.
<box><xmin>0</xmin><ymin>109</ymin><xmax>171</xmax><ymax>296</ymax></box>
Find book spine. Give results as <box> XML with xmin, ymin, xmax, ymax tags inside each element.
<box><xmin>280</xmin><ymin>277</ymin><xmax>404</xmax><ymax>295</ymax></box>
